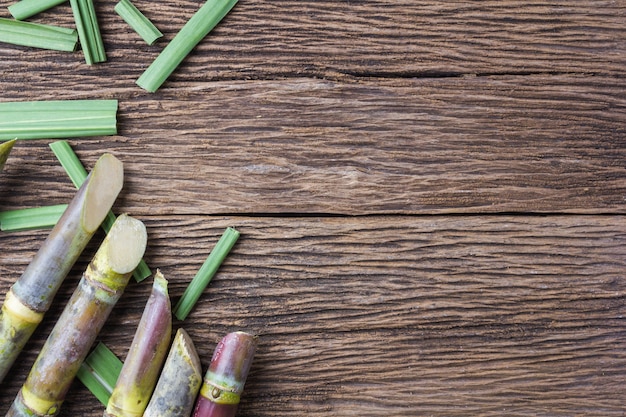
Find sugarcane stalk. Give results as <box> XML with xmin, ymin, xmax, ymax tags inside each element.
<box><xmin>105</xmin><ymin>270</ymin><xmax>172</xmax><ymax>417</ymax></box>
<box><xmin>6</xmin><ymin>214</ymin><xmax>147</xmax><ymax>417</ymax></box>
<box><xmin>0</xmin><ymin>153</ymin><xmax>123</xmax><ymax>382</ymax></box>
<box><xmin>0</xmin><ymin>139</ymin><xmax>16</xmax><ymax>171</ymax></box>
<box><xmin>192</xmin><ymin>331</ymin><xmax>257</xmax><ymax>417</ymax></box>
<box><xmin>143</xmin><ymin>328</ymin><xmax>203</xmax><ymax>417</ymax></box>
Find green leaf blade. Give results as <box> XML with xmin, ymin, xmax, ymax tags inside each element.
<box><xmin>174</xmin><ymin>227</ymin><xmax>240</xmax><ymax>320</ymax></box>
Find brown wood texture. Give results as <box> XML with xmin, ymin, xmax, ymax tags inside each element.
<box><xmin>1</xmin><ymin>216</ymin><xmax>625</xmax><ymax>416</ymax></box>
<box><xmin>0</xmin><ymin>0</ymin><xmax>625</xmax><ymax>415</ymax></box>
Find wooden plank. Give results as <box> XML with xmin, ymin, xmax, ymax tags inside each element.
<box><xmin>0</xmin><ymin>0</ymin><xmax>624</xmax><ymax>94</ymax></box>
<box><xmin>0</xmin><ymin>215</ymin><xmax>624</xmax><ymax>416</ymax></box>
<box><xmin>1</xmin><ymin>75</ymin><xmax>624</xmax><ymax>214</ymax></box>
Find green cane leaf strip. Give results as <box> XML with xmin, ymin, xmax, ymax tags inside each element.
<box><xmin>69</xmin><ymin>0</ymin><xmax>106</xmax><ymax>64</ymax></box>
<box><xmin>136</xmin><ymin>0</ymin><xmax>237</xmax><ymax>92</ymax></box>
<box><xmin>114</xmin><ymin>0</ymin><xmax>162</xmax><ymax>45</ymax></box>
<box><xmin>0</xmin><ymin>17</ymin><xmax>77</xmax><ymax>52</ymax></box>
<box><xmin>0</xmin><ymin>100</ymin><xmax>117</xmax><ymax>140</ymax></box>
<box><xmin>76</xmin><ymin>342</ymin><xmax>123</xmax><ymax>405</ymax></box>
<box><xmin>0</xmin><ymin>204</ymin><xmax>67</xmax><ymax>231</ymax></box>
<box><xmin>174</xmin><ymin>227</ymin><xmax>240</xmax><ymax>321</ymax></box>
<box><xmin>8</xmin><ymin>0</ymin><xmax>68</xmax><ymax>21</ymax></box>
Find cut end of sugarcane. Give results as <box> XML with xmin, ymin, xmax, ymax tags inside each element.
<box><xmin>176</xmin><ymin>328</ymin><xmax>202</xmax><ymax>373</ymax></box>
<box><xmin>82</xmin><ymin>153</ymin><xmax>124</xmax><ymax>232</ymax></box>
<box><xmin>106</xmin><ymin>214</ymin><xmax>147</xmax><ymax>274</ymax></box>
<box><xmin>153</xmin><ymin>269</ymin><xmax>168</xmax><ymax>295</ymax></box>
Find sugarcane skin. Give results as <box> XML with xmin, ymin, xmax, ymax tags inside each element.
<box><xmin>0</xmin><ymin>291</ymin><xmax>44</xmax><ymax>381</ymax></box>
<box><xmin>0</xmin><ymin>153</ymin><xmax>122</xmax><ymax>383</ymax></box>
<box><xmin>0</xmin><ymin>181</ymin><xmax>91</xmax><ymax>382</ymax></box>
<box><xmin>7</xmin><ymin>215</ymin><xmax>145</xmax><ymax>417</ymax></box>
<box><xmin>143</xmin><ymin>328</ymin><xmax>202</xmax><ymax>417</ymax></box>
<box><xmin>9</xmin><ymin>273</ymin><xmax>130</xmax><ymax>416</ymax></box>
<box><xmin>192</xmin><ymin>332</ymin><xmax>257</xmax><ymax>417</ymax></box>
<box><xmin>105</xmin><ymin>272</ymin><xmax>171</xmax><ymax>417</ymax></box>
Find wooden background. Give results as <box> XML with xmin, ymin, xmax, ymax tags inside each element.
<box><xmin>0</xmin><ymin>1</ymin><xmax>625</xmax><ymax>415</ymax></box>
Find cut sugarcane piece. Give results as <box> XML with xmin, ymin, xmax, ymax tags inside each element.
<box><xmin>105</xmin><ymin>271</ymin><xmax>172</xmax><ymax>417</ymax></box>
<box><xmin>0</xmin><ymin>138</ymin><xmax>16</xmax><ymax>171</ymax></box>
<box><xmin>49</xmin><ymin>140</ymin><xmax>151</xmax><ymax>282</ymax></box>
<box><xmin>0</xmin><ymin>153</ymin><xmax>123</xmax><ymax>383</ymax></box>
<box><xmin>144</xmin><ymin>328</ymin><xmax>202</xmax><ymax>417</ymax></box>
<box><xmin>192</xmin><ymin>331</ymin><xmax>257</xmax><ymax>417</ymax></box>
<box><xmin>6</xmin><ymin>214</ymin><xmax>147</xmax><ymax>417</ymax></box>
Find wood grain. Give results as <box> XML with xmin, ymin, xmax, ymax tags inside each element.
<box><xmin>0</xmin><ymin>0</ymin><xmax>624</xmax><ymax>92</ymax></box>
<box><xmin>1</xmin><ymin>75</ymin><xmax>625</xmax><ymax>215</ymax></box>
<box><xmin>0</xmin><ymin>0</ymin><xmax>624</xmax><ymax>415</ymax></box>
<box><xmin>0</xmin><ymin>215</ymin><xmax>624</xmax><ymax>416</ymax></box>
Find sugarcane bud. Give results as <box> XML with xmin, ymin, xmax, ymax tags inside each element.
<box><xmin>193</xmin><ymin>331</ymin><xmax>257</xmax><ymax>417</ymax></box>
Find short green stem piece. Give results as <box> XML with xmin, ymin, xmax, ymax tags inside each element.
<box><xmin>0</xmin><ymin>17</ymin><xmax>77</xmax><ymax>52</ymax></box>
<box><xmin>69</xmin><ymin>0</ymin><xmax>106</xmax><ymax>64</ymax></box>
<box><xmin>0</xmin><ymin>100</ymin><xmax>117</xmax><ymax>140</ymax></box>
<box><xmin>8</xmin><ymin>0</ymin><xmax>68</xmax><ymax>21</ymax></box>
<box><xmin>0</xmin><ymin>204</ymin><xmax>67</xmax><ymax>231</ymax></box>
<box><xmin>136</xmin><ymin>0</ymin><xmax>238</xmax><ymax>92</ymax></box>
<box><xmin>174</xmin><ymin>227</ymin><xmax>240</xmax><ymax>321</ymax></box>
<box><xmin>114</xmin><ymin>0</ymin><xmax>162</xmax><ymax>45</ymax></box>
<box><xmin>76</xmin><ymin>342</ymin><xmax>123</xmax><ymax>405</ymax></box>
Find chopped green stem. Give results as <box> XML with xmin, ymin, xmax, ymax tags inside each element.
<box><xmin>0</xmin><ymin>17</ymin><xmax>77</xmax><ymax>52</ymax></box>
<box><xmin>8</xmin><ymin>0</ymin><xmax>68</xmax><ymax>21</ymax></box>
<box><xmin>0</xmin><ymin>153</ymin><xmax>123</xmax><ymax>383</ymax></box>
<box><xmin>0</xmin><ymin>204</ymin><xmax>67</xmax><ymax>231</ymax></box>
<box><xmin>6</xmin><ymin>214</ymin><xmax>147</xmax><ymax>417</ymax></box>
<box><xmin>174</xmin><ymin>227</ymin><xmax>240</xmax><ymax>321</ymax></box>
<box><xmin>76</xmin><ymin>343</ymin><xmax>123</xmax><ymax>405</ymax></box>
<box><xmin>105</xmin><ymin>271</ymin><xmax>172</xmax><ymax>417</ymax></box>
<box><xmin>144</xmin><ymin>328</ymin><xmax>202</xmax><ymax>417</ymax></box>
<box><xmin>114</xmin><ymin>0</ymin><xmax>162</xmax><ymax>45</ymax></box>
<box><xmin>193</xmin><ymin>331</ymin><xmax>257</xmax><ymax>417</ymax></box>
<box><xmin>49</xmin><ymin>140</ymin><xmax>152</xmax><ymax>282</ymax></box>
<box><xmin>136</xmin><ymin>0</ymin><xmax>238</xmax><ymax>92</ymax></box>
<box><xmin>0</xmin><ymin>100</ymin><xmax>117</xmax><ymax>140</ymax></box>
<box><xmin>0</xmin><ymin>138</ymin><xmax>16</xmax><ymax>171</ymax></box>
<box><xmin>69</xmin><ymin>0</ymin><xmax>106</xmax><ymax>64</ymax></box>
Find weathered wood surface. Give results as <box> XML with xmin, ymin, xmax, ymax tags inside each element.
<box><xmin>1</xmin><ymin>216</ymin><xmax>625</xmax><ymax>416</ymax></box>
<box><xmin>0</xmin><ymin>0</ymin><xmax>625</xmax><ymax>415</ymax></box>
<box><xmin>1</xmin><ymin>75</ymin><xmax>625</xmax><ymax>215</ymax></box>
